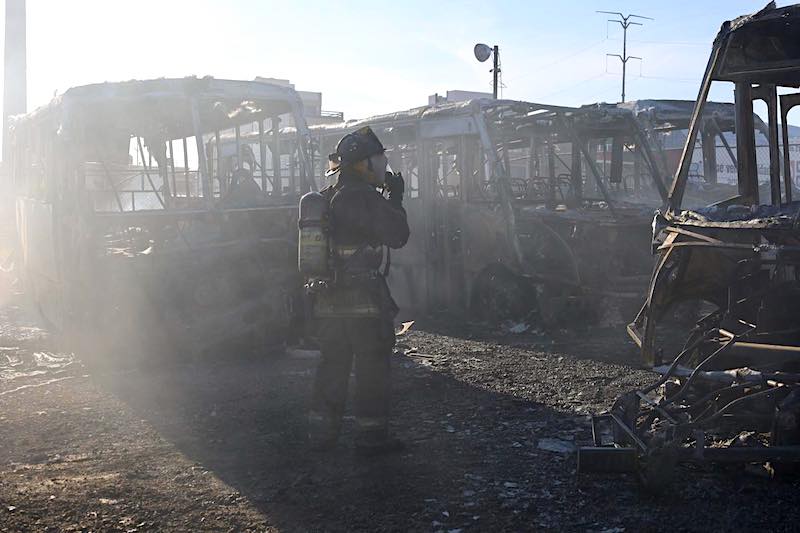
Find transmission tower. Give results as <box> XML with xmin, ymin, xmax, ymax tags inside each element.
<box><xmin>598</xmin><ymin>11</ymin><xmax>652</xmax><ymax>102</ymax></box>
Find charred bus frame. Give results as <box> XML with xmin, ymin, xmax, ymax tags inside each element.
<box><xmin>580</xmin><ymin>3</ymin><xmax>800</xmax><ymax>490</ymax></box>
<box><xmin>296</xmin><ymin>99</ymin><xmax>670</xmax><ymax>325</ymax></box>
<box><xmin>10</xmin><ymin>77</ymin><xmax>315</xmax><ymax>355</ymax></box>
<box><xmin>624</xmin><ymin>98</ymin><xmax>769</xmax><ymax>202</ymax></box>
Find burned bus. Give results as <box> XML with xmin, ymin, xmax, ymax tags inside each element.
<box><xmin>623</xmin><ymin>98</ymin><xmax>770</xmax><ymax>205</ymax></box>
<box><xmin>297</xmin><ymin>99</ymin><xmax>671</xmax><ymax>326</ymax></box>
<box><xmin>10</xmin><ymin>77</ymin><xmax>315</xmax><ymax>356</ymax></box>
<box><xmin>581</xmin><ymin>2</ymin><xmax>800</xmax><ymax>489</ymax></box>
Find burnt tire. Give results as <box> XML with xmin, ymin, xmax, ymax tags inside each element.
<box><xmin>470</xmin><ymin>264</ymin><xmax>537</xmax><ymax>323</ymax></box>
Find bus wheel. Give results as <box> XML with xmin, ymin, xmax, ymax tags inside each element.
<box><xmin>470</xmin><ymin>264</ymin><xmax>537</xmax><ymax>324</ymax></box>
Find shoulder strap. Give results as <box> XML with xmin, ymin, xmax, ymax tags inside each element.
<box><xmin>320</xmin><ymin>184</ymin><xmax>337</xmax><ymax>203</ymax></box>
<box><xmin>383</xmin><ymin>247</ymin><xmax>391</xmax><ymax>277</ymax></box>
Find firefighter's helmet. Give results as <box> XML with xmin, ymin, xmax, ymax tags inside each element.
<box><xmin>325</xmin><ymin>126</ymin><xmax>386</xmax><ymax>177</ymax></box>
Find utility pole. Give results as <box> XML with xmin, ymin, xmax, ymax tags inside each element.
<box><xmin>473</xmin><ymin>43</ymin><xmax>501</xmax><ymax>99</ymax></box>
<box><xmin>492</xmin><ymin>45</ymin><xmax>500</xmax><ymax>99</ymax></box>
<box><xmin>3</xmin><ymin>0</ymin><xmax>26</xmax><ymax>164</ymax></box>
<box><xmin>598</xmin><ymin>11</ymin><xmax>652</xmax><ymax>103</ymax></box>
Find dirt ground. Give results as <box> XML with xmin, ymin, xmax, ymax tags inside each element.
<box><xmin>1</xmin><ymin>290</ymin><xmax>800</xmax><ymax>532</ymax></box>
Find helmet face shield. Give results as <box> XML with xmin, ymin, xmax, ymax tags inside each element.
<box><xmin>326</xmin><ymin>126</ymin><xmax>386</xmax><ymax>177</ymax></box>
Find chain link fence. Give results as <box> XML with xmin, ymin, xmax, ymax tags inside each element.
<box><xmin>687</xmin><ymin>143</ymin><xmax>800</xmax><ymax>187</ymax></box>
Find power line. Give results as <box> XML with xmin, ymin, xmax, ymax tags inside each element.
<box><xmin>598</xmin><ymin>11</ymin><xmax>652</xmax><ymax>102</ymax></box>
<box><xmin>607</xmin><ymin>37</ymin><xmax>709</xmax><ymax>47</ymax></box>
<box><xmin>635</xmin><ymin>74</ymin><xmax>699</xmax><ymax>83</ymax></box>
<box><xmin>530</xmin><ymin>39</ymin><xmax>607</xmax><ymax>74</ymax></box>
<box><xmin>508</xmin><ymin>39</ymin><xmax>607</xmax><ymax>85</ymax></box>
<box><xmin>533</xmin><ymin>71</ymin><xmax>613</xmax><ymax>102</ymax></box>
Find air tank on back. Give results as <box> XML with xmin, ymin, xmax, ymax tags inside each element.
<box><xmin>298</xmin><ymin>191</ymin><xmax>329</xmax><ymax>278</ymax></box>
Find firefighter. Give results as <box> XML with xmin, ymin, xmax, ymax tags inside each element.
<box><xmin>303</xmin><ymin>126</ymin><xmax>409</xmax><ymax>455</ymax></box>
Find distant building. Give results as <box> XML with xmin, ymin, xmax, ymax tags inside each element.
<box><xmin>428</xmin><ymin>90</ymin><xmax>493</xmax><ymax>106</ymax></box>
<box><xmin>255</xmin><ymin>77</ymin><xmax>343</xmax><ymax>126</ymax></box>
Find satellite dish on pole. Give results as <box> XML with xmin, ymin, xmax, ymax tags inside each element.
<box><xmin>474</xmin><ymin>43</ymin><xmax>492</xmax><ymax>63</ymax></box>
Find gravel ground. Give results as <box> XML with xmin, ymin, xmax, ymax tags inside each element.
<box><xmin>1</xmin><ymin>294</ymin><xmax>799</xmax><ymax>532</ymax></box>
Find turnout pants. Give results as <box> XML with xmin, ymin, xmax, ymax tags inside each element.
<box><xmin>310</xmin><ymin>316</ymin><xmax>395</xmax><ymax>446</ymax></box>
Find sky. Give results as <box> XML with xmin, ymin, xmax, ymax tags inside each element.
<box><xmin>1</xmin><ymin>0</ymin><xmax>791</xmax><ymax>121</ymax></box>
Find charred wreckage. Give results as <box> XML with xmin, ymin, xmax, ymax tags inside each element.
<box><xmin>10</xmin><ymin>77</ymin><xmax>316</xmax><ymax>356</ymax></box>
<box><xmin>220</xmin><ymin>98</ymin><xmax>681</xmax><ymax>328</ymax></box>
<box><xmin>11</xmin><ymin>79</ymin><xmax>768</xmax><ymax>356</ymax></box>
<box><xmin>9</xmin><ymin>77</ymin><xmax>769</xmax><ymax>355</ymax></box>
<box><xmin>580</xmin><ymin>2</ymin><xmax>800</xmax><ymax>491</ymax></box>
<box><xmin>298</xmin><ymin>97</ymin><xmax>770</xmax><ymax>329</ymax></box>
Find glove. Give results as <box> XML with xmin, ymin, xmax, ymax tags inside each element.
<box><xmin>384</xmin><ymin>171</ymin><xmax>405</xmax><ymax>207</ymax></box>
